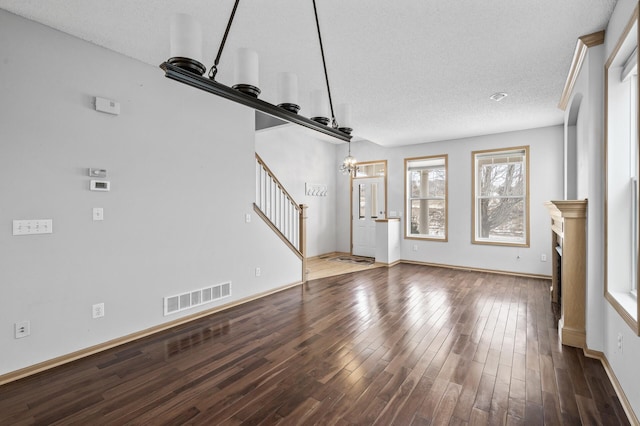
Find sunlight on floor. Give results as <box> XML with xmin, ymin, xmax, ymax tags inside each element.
<box><xmin>306</xmin><ymin>252</ymin><xmax>385</xmax><ymax>281</ymax></box>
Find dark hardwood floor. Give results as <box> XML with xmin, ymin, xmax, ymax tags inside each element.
<box><xmin>0</xmin><ymin>264</ymin><xmax>630</xmax><ymax>425</ymax></box>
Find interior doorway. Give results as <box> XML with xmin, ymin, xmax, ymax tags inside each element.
<box><xmin>351</xmin><ymin>161</ymin><xmax>387</xmax><ymax>257</ymax></box>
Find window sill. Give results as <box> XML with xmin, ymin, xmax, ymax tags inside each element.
<box><xmin>606</xmin><ymin>290</ymin><xmax>639</xmax><ymax>334</ymax></box>
<box><xmin>610</xmin><ymin>291</ymin><xmax>638</xmax><ymax>321</ymax></box>
<box><xmin>472</xmin><ymin>239</ymin><xmax>529</xmax><ymax>248</ymax></box>
<box><xmin>405</xmin><ymin>235</ymin><xmax>447</xmax><ymax>242</ymax></box>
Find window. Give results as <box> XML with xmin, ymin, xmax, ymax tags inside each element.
<box><xmin>631</xmin><ymin>65</ymin><xmax>638</xmax><ymax>299</ymax></box>
<box><xmin>355</xmin><ymin>162</ymin><xmax>385</xmax><ymax>178</ymax></box>
<box><xmin>357</xmin><ymin>182</ymin><xmax>380</xmax><ymax>220</ymax></box>
<box><xmin>605</xmin><ymin>6</ymin><xmax>639</xmax><ymax>333</ymax></box>
<box><xmin>358</xmin><ymin>184</ymin><xmax>366</xmax><ymax>219</ymax></box>
<box><xmin>472</xmin><ymin>146</ymin><xmax>529</xmax><ymax>246</ymax></box>
<box><xmin>405</xmin><ymin>155</ymin><xmax>447</xmax><ymax>240</ymax></box>
<box><xmin>629</xmin><ymin>55</ymin><xmax>639</xmax><ymax>299</ymax></box>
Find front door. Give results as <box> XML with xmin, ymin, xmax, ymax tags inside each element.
<box><xmin>352</xmin><ymin>176</ymin><xmax>385</xmax><ymax>257</ymax></box>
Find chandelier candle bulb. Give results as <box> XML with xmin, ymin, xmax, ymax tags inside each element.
<box><xmin>336</xmin><ymin>103</ymin><xmax>353</xmax><ymax>134</ymax></box>
<box><xmin>233</xmin><ymin>48</ymin><xmax>260</xmax><ymax>97</ymax></box>
<box><xmin>310</xmin><ymin>89</ymin><xmax>330</xmax><ymax>125</ymax></box>
<box><xmin>168</xmin><ymin>13</ymin><xmax>205</xmax><ymax>75</ymax></box>
<box><xmin>277</xmin><ymin>72</ymin><xmax>300</xmax><ymax>113</ymax></box>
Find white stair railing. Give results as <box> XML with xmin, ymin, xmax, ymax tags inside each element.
<box><xmin>254</xmin><ymin>154</ymin><xmax>306</xmax><ymax>261</ymax></box>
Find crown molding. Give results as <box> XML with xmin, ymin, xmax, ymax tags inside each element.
<box><xmin>558</xmin><ymin>30</ymin><xmax>606</xmax><ymax>110</ymax></box>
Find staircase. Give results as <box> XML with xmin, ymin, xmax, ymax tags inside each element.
<box><xmin>254</xmin><ymin>154</ymin><xmax>307</xmax><ymax>280</ymax></box>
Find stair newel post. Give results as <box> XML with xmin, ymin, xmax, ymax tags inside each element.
<box><xmin>299</xmin><ymin>204</ymin><xmax>308</xmax><ymax>282</ymax></box>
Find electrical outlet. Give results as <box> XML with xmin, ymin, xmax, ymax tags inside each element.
<box><xmin>255</xmin><ymin>267</ymin><xmax>261</xmax><ymax>277</ymax></box>
<box><xmin>14</xmin><ymin>321</ymin><xmax>30</xmax><ymax>339</ymax></box>
<box><xmin>412</xmin><ymin>244</ymin><xmax>418</xmax><ymax>251</ymax></box>
<box><xmin>93</xmin><ymin>207</ymin><xmax>104</xmax><ymax>221</ymax></box>
<box><xmin>617</xmin><ymin>333</ymin><xmax>623</xmax><ymax>353</ymax></box>
<box><xmin>541</xmin><ymin>253</ymin><xmax>547</xmax><ymax>262</ymax></box>
<box><xmin>92</xmin><ymin>303</ymin><xmax>105</xmax><ymax>319</ymax></box>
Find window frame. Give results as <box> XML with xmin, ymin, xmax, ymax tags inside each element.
<box><xmin>604</xmin><ymin>4</ymin><xmax>640</xmax><ymax>335</ymax></box>
<box><xmin>471</xmin><ymin>146</ymin><xmax>530</xmax><ymax>247</ymax></box>
<box><xmin>404</xmin><ymin>155</ymin><xmax>448</xmax><ymax>241</ymax></box>
<box><xmin>630</xmin><ymin>74</ymin><xmax>639</xmax><ymax>299</ymax></box>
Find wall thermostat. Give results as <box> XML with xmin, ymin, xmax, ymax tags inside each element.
<box><xmin>88</xmin><ymin>168</ymin><xmax>107</xmax><ymax>178</ymax></box>
<box><xmin>90</xmin><ymin>180</ymin><xmax>110</xmax><ymax>191</ymax></box>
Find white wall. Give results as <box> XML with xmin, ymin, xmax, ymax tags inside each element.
<box><xmin>567</xmin><ymin>0</ymin><xmax>640</xmax><ymax>416</ymax></box>
<box><xmin>602</xmin><ymin>0</ymin><xmax>640</xmax><ymax>415</ymax></box>
<box><xmin>255</xmin><ymin>126</ymin><xmax>338</xmax><ymax>257</ymax></box>
<box><xmin>337</xmin><ymin>126</ymin><xmax>564</xmax><ymax>276</ymax></box>
<box><xmin>566</xmin><ymin>44</ymin><xmax>606</xmax><ymax>352</ymax></box>
<box><xmin>0</xmin><ymin>10</ymin><xmax>300</xmax><ymax>376</ymax></box>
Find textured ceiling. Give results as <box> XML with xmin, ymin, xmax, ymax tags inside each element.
<box><xmin>0</xmin><ymin>0</ymin><xmax>617</xmax><ymax>146</ymax></box>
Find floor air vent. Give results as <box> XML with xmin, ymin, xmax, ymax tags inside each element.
<box><xmin>164</xmin><ymin>282</ymin><xmax>232</xmax><ymax>316</ymax></box>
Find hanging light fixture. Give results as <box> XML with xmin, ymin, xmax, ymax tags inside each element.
<box><xmin>160</xmin><ymin>0</ymin><xmax>352</xmax><ymax>143</ymax></box>
<box><xmin>336</xmin><ymin>102</ymin><xmax>357</xmax><ymax>176</ymax></box>
<box><xmin>339</xmin><ymin>141</ymin><xmax>358</xmax><ymax>177</ymax></box>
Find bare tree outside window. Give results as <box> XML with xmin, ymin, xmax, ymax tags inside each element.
<box><xmin>473</xmin><ymin>147</ymin><xmax>529</xmax><ymax>245</ymax></box>
<box><xmin>405</xmin><ymin>155</ymin><xmax>447</xmax><ymax>240</ymax></box>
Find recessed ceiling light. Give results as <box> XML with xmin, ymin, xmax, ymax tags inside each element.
<box><xmin>489</xmin><ymin>92</ymin><xmax>508</xmax><ymax>102</ymax></box>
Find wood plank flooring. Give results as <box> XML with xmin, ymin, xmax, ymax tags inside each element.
<box><xmin>0</xmin><ymin>264</ymin><xmax>630</xmax><ymax>425</ymax></box>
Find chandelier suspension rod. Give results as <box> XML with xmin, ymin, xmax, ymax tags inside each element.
<box><xmin>209</xmin><ymin>0</ymin><xmax>241</xmax><ymax>79</ymax></box>
<box><xmin>312</xmin><ymin>0</ymin><xmax>338</xmax><ymax>128</ymax></box>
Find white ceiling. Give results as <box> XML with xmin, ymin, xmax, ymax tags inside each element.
<box><xmin>0</xmin><ymin>0</ymin><xmax>616</xmax><ymax>146</ymax></box>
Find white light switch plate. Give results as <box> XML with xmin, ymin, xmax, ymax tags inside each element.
<box><xmin>13</xmin><ymin>219</ymin><xmax>53</xmax><ymax>235</ymax></box>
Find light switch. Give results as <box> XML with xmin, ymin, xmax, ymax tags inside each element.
<box><xmin>13</xmin><ymin>219</ymin><xmax>53</xmax><ymax>235</ymax></box>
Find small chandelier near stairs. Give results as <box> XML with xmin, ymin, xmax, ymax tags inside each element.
<box><xmin>339</xmin><ymin>140</ymin><xmax>358</xmax><ymax>177</ymax></box>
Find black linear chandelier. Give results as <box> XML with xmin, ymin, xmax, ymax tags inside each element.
<box><xmin>160</xmin><ymin>0</ymin><xmax>355</xmax><ymax>149</ymax></box>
